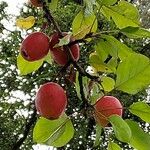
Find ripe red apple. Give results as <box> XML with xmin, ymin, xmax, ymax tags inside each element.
<box><xmin>94</xmin><ymin>96</ymin><xmax>123</xmax><ymax>127</ymax></box>
<box><xmin>20</xmin><ymin>32</ymin><xmax>49</xmax><ymax>61</ymax></box>
<box><xmin>35</xmin><ymin>82</ymin><xmax>67</xmax><ymax>119</ymax></box>
<box><xmin>30</xmin><ymin>0</ymin><xmax>43</xmax><ymax>7</ymax></box>
<box><xmin>49</xmin><ymin>32</ymin><xmax>80</xmax><ymax>66</ymax></box>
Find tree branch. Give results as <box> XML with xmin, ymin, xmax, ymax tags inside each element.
<box><xmin>12</xmin><ymin>107</ymin><xmax>37</xmax><ymax>150</ymax></box>
<box><xmin>41</xmin><ymin>0</ymin><xmax>102</xmax><ymax>109</ymax></box>
<box><xmin>42</xmin><ymin>0</ymin><xmax>62</xmax><ymax>36</ymax></box>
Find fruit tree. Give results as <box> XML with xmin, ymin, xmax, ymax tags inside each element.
<box><xmin>0</xmin><ymin>0</ymin><xmax>150</xmax><ymax>149</ymax></box>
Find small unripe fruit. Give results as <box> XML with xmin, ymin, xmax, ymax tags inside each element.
<box><xmin>49</xmin><ymin>32</ymin><xmax>80</xmax><ymax>66</ymax></box>
<box><xmin>20</xmin><ymin>32</ymin><xmax>49</xmax><ymax>61</ymax></box>
<box><xmin>35</xmin><ymin>82</ymin><xmax>67</xmax><ymax>119</ymax></box>
<box><xmin>30</xmin><ymin>0</ymin><xmax>43</xmax><ymax>7</ymax></box>
<box><xmin>94</xmin><ymin>96</ymin><xmax>123</xmax><ymax>127</ymax></box>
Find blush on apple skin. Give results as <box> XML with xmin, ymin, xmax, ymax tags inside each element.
<box><xmin>94</xmin><ymin>96</ymin><xmax>123</xmax><ymax>127</ymax></box>
<box><xmin>49</xmin><ymin>32</ymin><xmax>80</xmax><ymax>66</ymax></box>
<box><xmin>30</xmin><ymin>0</ymin><xmax>43</xmax><ymax>7</ymax></box>
<box><xmin>20</xmin><ymin>32</ymin><xmax>50</xmax><ymax>61</ymax></box>
<box><xmin>35</xmin><ymin>82</ymin><xmax>67</xmax><ymax>120</ymax></box>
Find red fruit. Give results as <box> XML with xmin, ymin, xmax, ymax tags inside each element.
<box><xmin>35</xmin><ymin>82</ymin><xmax>67</xmax><ymax>119</ymax></box>
<box><xmin>30</xmin><ymin>0</ymin><xmax>43</xmax><ymax>7</ymax></box>
<box><xmin>94</xmin><ymin>96</ymin><xmax>123</xmax><ymax>127</ymax></box>
<box><xmin>49</xmin><ymin>32</ymin><xmax>80</xmax><ymax>66</ymax></box>
<box><xmin>20</xmin><ymin>32</ymin><xmax>49</xmax><ymax>61</ymax></box>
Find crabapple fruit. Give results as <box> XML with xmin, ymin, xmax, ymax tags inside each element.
<box><xmin>35</xmin><ymin>82</ymin><xmax>67</xmax><ymax>119</ymax></box>
<box><xmin>49</xmin><ymin>32</ymin><xmax>80</xmax><ymax>66</ymax></box>
<box><xmin>94</xmin><ymin>96</ymin><xmax>123</xmax><ymax>127</ymax></box>
<box><xmin>20</xmin><ymin>32</ymin><xmax>49</xmax><ymax>61</ymax></box>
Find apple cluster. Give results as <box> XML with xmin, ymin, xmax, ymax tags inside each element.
<box><xmin>20</xmin><ymin>0</ymin><xmax>123</xmax><ymax>126</ymax></box>
<box><xmin>20</xmin><ymin>32</ymin><xmax>123</xmax><ymax>126</ymax></box>
<box><xmin>20</xmin><ymin>31</ymin><xmax>80</xmax><ymax>119</ymax></box>
<box><xmin>20</xmin><ymin>31</ymin><xmax>80</xmax><ymax>65</ymax></box>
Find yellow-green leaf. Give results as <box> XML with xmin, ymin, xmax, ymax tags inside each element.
<box><xmin>44</xmin><ymin>52</ymin><xmax>53</xmax><ymax>64</ymax></box>
<box><xmin>97</xmin><ymin>0</ymin><xmax>117</xmax><ymax>6</ymax></box>
<box><xmin>89</xmin><ymin>54</ymin><xmax>111</xmax><ymax>72</ymax></box>
<box><xmin>17</xmin><ymin>54</ymin><xmax>43</xmax><ymax>75</ymax></box>
<box><xmin>72</xmin><ymin>10</ymin><xmax>97</xmax><ymax>39</ymax></box>
<box><xmin>101</xmin><ymin>76</ymin><xmax>115</xmax><ymax>92</ymax></box>
<box><xmin>108</xmin><ymin>141</ymin><xmax>122</xmax><ymax>150</ymax></box>
<box><xmin>16</xmin><ymin>16</ymin><xmax>35</xmax><ymax>29</ymax></box>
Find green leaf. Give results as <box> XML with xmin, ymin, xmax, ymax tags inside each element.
<box><xmin>55</xmin><ymin>34</ymin><xmax>72</xmax><ymax>47</ymax></box>
<box><xmin>75</xmin><ymin>72</ymin><xmax>89</xmax><ymax>99</ymax></box>
<box><xmin>97</xmin><ymin>35</ymin><xmax>132</xmax><ymax>60</ymax></box>
<box><xmin>84</xmin><ymin>0</ymin><xmax>96</xmax><ymax>16</ymax></box>
<box><xmin>121</xmin><ymin>27</ymin><xmax>150</xmax><ymax>38</ymax></box>
<box><xmin>75</xmin><ymin>72</ymin><xmax>81</xmax><ymax>99</ymax></box>
<box><xmin>101</xmin><ymin>76</ymin><xmax>115</xmax><ymax>92</ymax></box>
<box><xmin>109</xmin><ymin>115</ymin><xmax>132</xmax><ymax>143</ymax></box>
<box><xmin>115</xmin><ymin>53</ymin><xmax>150</xmax><ymax>94</ymax></box>
<box><xmin>17</xmin><ymin>54</ymin><xmax>43</xmax><ymax>75</ymax></box>
<box><xmin>107</xmin><ymin>57</ymin><xmax>118</xmax><ymax>73</ymax></box>
<box><xmin>94</xmin><ymin>41</ymin><xmax>108</xmax><ymax>61</ymax></box>
<box><xmin>33</xmin><ymin>114</ymin><xmax>74</xmax><ymax>147</ymax></box>
<box><xmin>89</xmin><ymin>54</ymin><xmax>112</xmax><ymax>73</ymax></box>
<box><xmin>90</xmin><ymin>35</ymin><xmax>132</xmax><ymax>73</ymax></box>
<box><xmin>101</xmin><ymin>1</ymin><xmax>140</xmax><ymax>29</ymax></box>
<box><xmin>44</xmin><ymin>52</ymin><xmax>53</xmax><ymax>64</ymax></box>
<box><xmin>96</xmin><ymin>38</ymin><xmax>118</xmax><ymax>58</ymax></box>
<box><xmin>126</xmin><ymin>119</ymin><xmax>150</xmax><ymax>150</ymax></box>
<box><xmin>89</xmin><ymin>82</ymin><xmax>104</xmax><ymax>105</ymax></box>
<box><xmin>97</xmin><ymin>0</ymin><xmax>117</xmax><ymax>6</ymax></box>
<box><xmin>33</xmin><ymin>115</ymin><xmax>67</xmax><ymax>143</ymax></box>
<box><xmin>82</xmin><ymin>75</ymin><xmax>90</xmax><ymax>99</ymax></box>
<box><xmin>50</xmin><ymin>119</ymin><xmax>74</xmax><ymax>147</ymax></box>
<box><xmin>72</xmin><ymin>10</ymin><xmax>97</xmax><ymax>39</ymax></box>
<box><xmin>94</xmin><ymin>124</ymin><xmax>102</xmax><ymax>147</ymax></box>
<box><xmin>49</xmin><ymin>0</ymin><xmax>58</xmax><ymax>11</ymax></box>
<box><xmin>129</xmin><ymin>102</ymin><xmax>150</xmax><ymax>123</ymax></box>
<box><xmin>89</xmin><ymin>54</ymin><xmax>117</xmax><ymax>73</ymax></box>
<box><xmin>108</xmin><ymin>141</ymin><xmax>122</xmax><ymax>150</ymax></box>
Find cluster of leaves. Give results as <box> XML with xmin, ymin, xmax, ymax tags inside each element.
<box><xmin>0</xmin><ymin>0</ymin><xmax>150</xmax><ymax>149</ymax></box>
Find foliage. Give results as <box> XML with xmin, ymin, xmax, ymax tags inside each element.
<box><xmin>0</xmin><ymin>0</ymin><xmax>150</xmax><ymax>150</ymax></box>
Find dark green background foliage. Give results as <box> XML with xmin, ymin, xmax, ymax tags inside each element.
<box><xmin>0</xmin><ymin>0</ymin><xmax>150</xmax><ymax>149</ymax></box>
